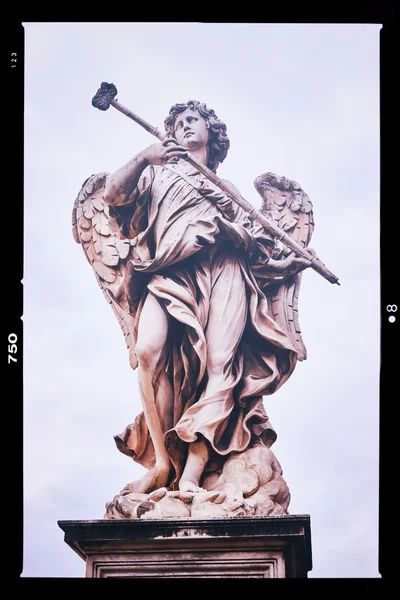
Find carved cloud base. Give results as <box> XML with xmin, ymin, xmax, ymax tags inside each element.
<box><xmin>58</xmin><ymin>515</ymin><xmax>312</xmax><ymax>578</ymax></box>
<box><xmin>105</xmin><ymin>445</ymin><xmax>291</xmax><ymax>519</ymax></box>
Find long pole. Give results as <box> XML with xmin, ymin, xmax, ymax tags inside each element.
<box><xmin>92</xmin><ymin>83</ymin><xmax>340</xmax><ymax>285</ymax></box>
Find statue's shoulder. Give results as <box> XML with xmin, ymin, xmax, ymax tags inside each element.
<box><xmin>136</xmin><ymin>163</ymin><xmax>157</xmax><ymax>192</ymax></box>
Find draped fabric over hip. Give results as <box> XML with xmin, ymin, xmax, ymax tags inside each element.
<box><xmin>109</xmin><ymin>162</ymin><xmax>297</xmax><ymax>486</ymax></box>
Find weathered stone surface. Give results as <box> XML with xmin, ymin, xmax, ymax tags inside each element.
<box><xmin>105</xmin><ymin>445</ymin><xmax>290</xmax><ymax>519</ymax></box>
<box><xmin>58</xmin><ymin>515</ymin><xmax>312</xmax><ymax>578</ymax></box>
<box><xmin>73</xmin><ymin>92</ymin><xmax>336</xmax><ymax>514</ymax></box>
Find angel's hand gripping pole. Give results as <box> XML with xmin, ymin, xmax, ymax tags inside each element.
<box><xmin>92</xmin><ymin>82</ymin><xmax>340</xmax><ymax>286</ymax></box>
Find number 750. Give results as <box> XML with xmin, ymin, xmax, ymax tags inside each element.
<box><xmin>8</xmin><ymin>333</ymin><xmax>17</xmax><ymax>363</ymax></box>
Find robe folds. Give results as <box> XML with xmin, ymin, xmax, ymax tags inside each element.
<box><xmin>107</xmin><ymin>161</ymin><xmax>297</xmax><ymax>485</ymax></box>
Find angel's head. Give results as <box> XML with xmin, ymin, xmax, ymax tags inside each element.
<box><xmin>164</xmin><ymin>100</ymin><xmax>230</xmax><ymax>172</ymax></box>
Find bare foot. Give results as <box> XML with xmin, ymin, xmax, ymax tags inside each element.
<box><xmin>179</xmin><ymin>438</ymin><xmax>210</xmax><ymax>494</ymax></box>
<box><xmin>122</xmin><ymin>462</ymin><xmax>170</xmax><ymax>495</ymax></box>
<box><xmin>179</xmin><ymin>479</ymin><xmax>206</xmax><ymax>493</ymax></box>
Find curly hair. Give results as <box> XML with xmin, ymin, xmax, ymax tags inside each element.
<box><xmin>164</xmin><ymin>100</ymin><xmax>230</xmax><ymax>172</ymax></box>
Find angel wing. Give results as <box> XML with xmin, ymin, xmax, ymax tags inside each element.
<box><xmin>254</xmin><ymin>172</ymin><xmax>315</xmax><ymax>361</ymax></box>
<box><xmin>72</xmin><ymin>172</ymin><xmax>138</xmax><ymax>369</ymax></box>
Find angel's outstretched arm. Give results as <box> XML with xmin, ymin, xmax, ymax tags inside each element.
<box><xmin>104</xmin><ymin>139</ymin><xmax>188</xmax><ymax>207</ymax></box>
<box><xmin>104</xmin><ymin>151</ymin><xmax>149</xmax><ymax>207</ymax></box>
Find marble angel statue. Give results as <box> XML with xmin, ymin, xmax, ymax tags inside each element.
<box><xmin>72</xmin><ymin>95</ymin><xmax>322</xmax><ymax>519</ymax></box>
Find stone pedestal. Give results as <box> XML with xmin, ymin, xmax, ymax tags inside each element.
<box><xmin>58</xmin><ymin>515</ymin><xmax>312</xmax><ymax>578</ymax></box>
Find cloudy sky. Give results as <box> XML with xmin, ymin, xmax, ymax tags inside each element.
<box><xmin>21</xmin><ymin>22</ymin><xmax>381</xmax><ymax>578</ymax></box>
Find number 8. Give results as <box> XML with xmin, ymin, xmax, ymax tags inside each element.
<box><xmin>387</xmin><ymin>305</ymin><xmax>398</xmax><ymax>313</ymax></box>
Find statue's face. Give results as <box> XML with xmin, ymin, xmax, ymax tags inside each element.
<box><xmin>174</xmin><ymin>108</ymin><xmax>209</xmax><ymax>149</ymax></box>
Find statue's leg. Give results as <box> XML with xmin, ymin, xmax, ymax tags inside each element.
<box><xmin>132</xmin><ymin>291</ymin><xmax>173</xmax><ymax>493</ymax></box>
<box><xmin>204</xmin><ymin>255</ymin><xmax>247</xmax><ymax>397</ymax></box>
<box><xmin>179</xmin><ymin>254</ymin><xmax>247</xmax><ymax>493</ymax></box>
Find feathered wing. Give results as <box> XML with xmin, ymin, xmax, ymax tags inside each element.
<box><xmin>253</xmin><ymin>172</ymin><xmax>315</xmax><ymax>361</ymax></box>
<box><xmin>72</xmin><ymin>172</ymin><xmax>138</xmax><ymax>369</ymax></box>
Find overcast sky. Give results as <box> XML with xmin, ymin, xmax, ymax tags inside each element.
<box><xmin>22</xmin><ymin>22</ymin><xmax>381</xmax><ymax>578</ymax></box>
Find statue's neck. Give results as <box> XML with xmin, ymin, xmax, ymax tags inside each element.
<box><xmin>186</xmin><ymin>146</ymin><xmax>209</xmax><ymax>168</ymax></box>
